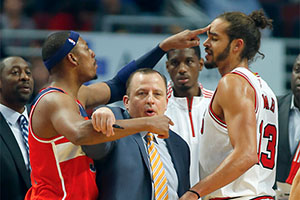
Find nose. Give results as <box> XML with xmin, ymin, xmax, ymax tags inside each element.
<box><xmin>203</xmin><ymin>37</ymin><xmax>210</xmax><ymax>48</ymax></box>
<box><xmin>146</xmin><ymin>93</ymin><xmax>155</xmax><ymax>104</ymax></box>
<box><xmin>20</xmin><ymin>70</ymin><xmax>31</xmax><ymax>81</ymax></box>
<box><xmin>178</xmin><ymin>62</ymin><xmax>187</xmax><ymax>74</ymax></box>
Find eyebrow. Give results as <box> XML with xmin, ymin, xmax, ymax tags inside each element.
<box><xmin>207</xmin><ymin>30</ymin><xmax>218</xmax><ymax>37</ymax></box>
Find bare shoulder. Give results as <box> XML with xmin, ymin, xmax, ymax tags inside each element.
<box><xmin>214</xmin><ymin>73</ymin><xmax>256</xmax><ymax>112</ymax></box>
<box><xmin>31</xmin><ymin>91</ymin><xmax>79</xmax><ymax>138</ymax></box>
<box><xmin>217</xmin><ymin>73</ymin><xmax>255</xmax><ymax>98</ymax></box>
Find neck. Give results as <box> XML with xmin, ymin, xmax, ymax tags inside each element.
<box><xmin>49</xmin><ymin>76</ymin><xmax>81</xmax><ymax>99</ymax></box>
<box><xmin>218</xmin><ymin>58</ymin><xmax>249</xmax><ymax>76</ymax></box>
<box><xmin>173</xmin><ymin>85</ymin><xmax>201</xmax><ymax>99</ymax></box>
<box><xmin>0</xmin><ymin>99</ymin><xmax>25</xmax><ymax>114</ymax></box>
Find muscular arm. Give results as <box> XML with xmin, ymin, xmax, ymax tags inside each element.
<box><xmin>78</xmin><ymin>27</ymin><xmax>210</xmax><ymax>109</ymax></box>
<box><xmin>32</xmin><ymin>92</ymin><xmax>171</xmax><ymax>145</ymax></box>
<box><xmin>181</xmin><ymin>74</ymin><xmax>258</xmax><ymax>199</ymax></box>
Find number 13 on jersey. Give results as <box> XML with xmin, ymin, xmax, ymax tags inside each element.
<box><xmin>257</xmin><ymin>120</ymin><xmax>277</xmax><ymax>169</ymax></box>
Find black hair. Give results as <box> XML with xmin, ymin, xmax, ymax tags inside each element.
<box><xmin>42</xmin><ymin>31</ymin><xmax>71</xmax><ymax>61</ymax></box>
<box><xmin>217</xmin><ymin>10</ymin><xmax>273</xmax><ymax>62</ymax></box>
<box><xmin>166</xmin><ymin>46</ymin><xmax>201</xmax><ymax>60</ymax></box>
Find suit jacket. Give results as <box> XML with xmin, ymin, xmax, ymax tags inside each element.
<box><xmin>83</xmin><ymin>107</ymin><xmax>190</xmax><ymax>200</ymax></box>
<box><xmin>276</xmin><ymin>92</ymin><xmax>293</xmax><ymax>182</ymax></box>
<box><xmin>0</xmin><ymin>112</ymin><xmax>31</xmax><ymax>200</ymax></box>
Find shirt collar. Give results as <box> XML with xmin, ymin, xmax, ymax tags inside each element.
<box><xmin>140</xmin><ymin>131</ymin><xmax>158</xmax><ymax>144</ymax></box>
<box><xmin>0</xmin><ymin>104</ymin><xmax>28</xmax><ymax>125</ymax></box>
<box><xmin>290</xmin><ymin>95</ymin><xmax>299</xmax><ymax>111</ymax></box>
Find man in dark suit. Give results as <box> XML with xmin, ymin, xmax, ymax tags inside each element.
<box><xmin>84</xmin><ymin>68</ymin><xmax>190</xmax><ymax>200</ymax></box>
<box><xmin>276</xmin><ymin>53</ymin><xmax>300</xmax><ymax>198</ymax></box>
<box><xmin>0</xmin><ymin>56</ymin><xmax>33</xmax><ymax>199</ymax></box>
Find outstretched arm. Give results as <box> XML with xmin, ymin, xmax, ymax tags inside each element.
<box><xmin>78</xmin><ymin>27</ymin><xmax>210</xmax><ymax>109</ymax></box>
<box><xmin>33</xmin><ymin>92</ymin><xmax>173</xmax><ymax>146</ymax></box>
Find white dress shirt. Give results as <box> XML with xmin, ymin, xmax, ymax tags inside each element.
<box><xmin>140</xmin><ymin>131</ymin><xmax>179</xmax><ymax>200</ymax></box>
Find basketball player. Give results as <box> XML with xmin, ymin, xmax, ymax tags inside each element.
<box><xmin>180</xmin><ymin>10</ymin><xmax>278</xmax><ymax>200</ymax></box>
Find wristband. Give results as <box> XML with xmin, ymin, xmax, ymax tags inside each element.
<box><xmin>188</xmin><ymin>189</ymin><xmax>200</xmax><ymax>199</ymax></box>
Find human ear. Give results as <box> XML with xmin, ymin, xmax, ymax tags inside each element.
<box><xmin>123</xmin><ymin>95</ymin><xmax>130</xmax><ymax>111</ymax></box>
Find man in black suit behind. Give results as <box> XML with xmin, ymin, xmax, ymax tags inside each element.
<box><xmin>276</xmin><ymin>53</ymin><xmax>300</xmax><ymax>198</ymax></box>
<box><xmin>0</xmin><ymin>56</ymin><xmax>33</xmax><ymax>199</ymax></box>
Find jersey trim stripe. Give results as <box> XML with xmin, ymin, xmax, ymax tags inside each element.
<box><xmin>231</xmin><ymin>71</ymin><xmax>258</xmax><ymax>114</ymax></box>
<box><xmin>52</xmin><ymin>142</ymin><xmax>67</xmax><ymax>200</ymax></box>
<box><xmin>208</xmin><ymin>107</ymin><xmax>227</xmax><ymax>129</ymax></box>
<box><xmin>55</xmin><ymin>142</ymin><xmax>86</xmax><ymax>163</ymax></box>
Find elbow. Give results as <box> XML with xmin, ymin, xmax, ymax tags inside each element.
<box><xmin>68</xmin><ymin>130</ymin><xmax>89</xmax><ymax>146</ymax></box>
<box><xmin>244</xmin><ymin>150</ymin><xmax>259</xmax><ymax>169</ymax></box>
<box><xmin>71</xmin><ymin>136</ymin><xmax>85</xmax><ymax>146</ymax></box>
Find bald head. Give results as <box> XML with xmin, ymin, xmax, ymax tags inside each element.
<box><xmin>0</xmin><ymin>56</ymin><xmax>34</xmax><ymax>111</ymax></box>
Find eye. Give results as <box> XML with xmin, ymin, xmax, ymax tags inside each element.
<box><xmin>170</xmin><ymin>60</ymin><xmax>179</xmax><ymax>67</ymax></box>
<box><xmin>25</xmin><ymin>69</ymin><xmax>32</xmax><ymax>76</ymax></box>
<box><xmin>212</xmin><ymin>37</ymin><xmax>218</xmax><ymax>41</ymax></box>
<box><xmin>137</xmin><ymin>91</ymin><xmax>146</xmax><ymax>96</ymax></box>
<box><xmin>11</xmin><ymin>69</ymin><xmax>20</xmax><ymax>76</ymax></box>
<box><xmin>186</xmin><ymin>59</ymin><xmax>194</xmax><ymax>65</ymax></box>
<box><xmin>294</xmin><ymin>65</ymin><xmax>300</xmax><ymax>73</ymax></box>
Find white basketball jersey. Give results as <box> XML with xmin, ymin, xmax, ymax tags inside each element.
<box><xmin>199</xmin><ymin>67</ymin><xmax>278</xmax><ymax>199</ymax></box>
<box><xmin>165</xmin><ymin>81</ymin><xmax>213</xmax><ymax>186</ymax></box>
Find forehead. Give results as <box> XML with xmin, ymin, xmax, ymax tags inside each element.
<box><xmin>294</xmin><ymin>55</ymin><xmax>300</xmax><ymax>66</ymax></box>
<box><xmin>208</xmin><ymin>18</ymin><xmax>230</xmax><ymax>37</ymax></box>
<box><xmin>3</xmin><ymin>57</ymin><xmax>29</xmax><ymax>70</ymax></box>
<box><xmin>130</xmin><ymin>73</ymin><xmax>166</xmax><ymax>91</ymax></box>
<box><xmin>75</xmin><ymin>37</ymin><xmax>87</xmax><ymax>48</ymax></box>
<box><xmin>168</xmin><ymin>48</ymin><xmax>197</xmax><ymax>59</ymax></box>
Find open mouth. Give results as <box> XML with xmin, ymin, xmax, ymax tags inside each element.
<box><xmin>145</xmin><ymin>109</ymin><xmax>156</xmax><ymax>116</ymax></box>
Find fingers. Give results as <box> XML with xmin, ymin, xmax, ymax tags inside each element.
<box><xmin>157</xmin><ymin>131</ymin><xmax>169</xmax><ymax>139</ymax></box>
<box><xmin>91</xmin><ymin>107</ymin><xmax>116</xmax><ymax>136</ymax></box>
<box><xmin>92</xmin><ymin>113</ymin><xmax>100</xmax><ymax>132</ymax></box>
<box><xmin>190</xmin><ymin>25</ymin><xmax>210</xmax><ymax>36</ymax></box>
<box><xmin>168</xmin><ymin>118</ymin><xmax>174</xmax><ymax>126</ymax></box>
<box><xmin>184</xmin><ymin>39</ymin><xmax>200</xmax><ymax>48</ymax></box>
<box><xmin>107</xmin><ymin>117</ymin><xmax>116</xmax><ymax>137</ymax></box>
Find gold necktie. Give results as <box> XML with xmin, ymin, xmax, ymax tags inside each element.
<box><xmin>146</xmin><ymin>132</ymin><xmax>168</xmax><ymax>200</ymax></box>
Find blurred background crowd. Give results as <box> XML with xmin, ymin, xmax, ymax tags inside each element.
<box><xmin>0</xmin><ymin>0</ymin><xmax>299</xmax><ymax>96</ymax></box>
<box><xmin>1</xmin><ymin>0</ymin><xmax>299</xmax><ymax>36</ymax></box>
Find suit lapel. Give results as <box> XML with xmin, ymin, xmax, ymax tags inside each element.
<box><xmin>165</xmin><ymin>131</ymin><xmax>181</xmax><ymax>183</ymax></box>
<box><xmin>132</xmin><ymin>133</ymin><xmax>151</xmax><ymax>173</ymax></box>
<box><xmin>0</xmin><ymin>113</ymin><xmax>31</xmax><ymax>188</ymax></box>
<box><xmin>278</xmin><ymin>94</ymin><xmax>292</xmax><ymax>157</ymax></box>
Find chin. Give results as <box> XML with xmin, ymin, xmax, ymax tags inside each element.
<box><xmin>92</xmin><ymin>74</ymin><xmax>98</xmax><ymax>80</ymax></box>
<box><xmin>204</xmin><ymin>61</ymin><xmax>218</xmax><ymax>69</ymax></box>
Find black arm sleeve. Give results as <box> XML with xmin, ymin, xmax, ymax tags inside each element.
<box><xmin>105</xmin><ymin>45</ymin><xmax>166</xmax><ymax>104</ymax></box>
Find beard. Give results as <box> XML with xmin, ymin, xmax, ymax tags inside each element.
<box><xmin>92</xmin><ymin>74</ymin><xmax>98</xmax><ymax>80</ymax></box>
<box><xmin>204</xmin><ymin>42</ymin><xmax>231</xmax><ymax>69</ymax></box>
